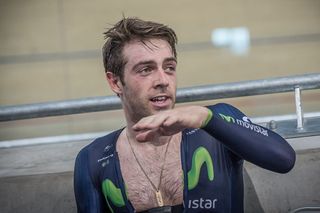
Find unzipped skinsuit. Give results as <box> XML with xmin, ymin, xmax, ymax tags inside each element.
<box><xmin>74</xmin><ymin>103</ymin><xmax>296</xmax><ymax>213</ymax></box>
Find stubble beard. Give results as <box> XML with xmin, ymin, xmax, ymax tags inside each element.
<box><xmin>124</xmin><ymin>95</ymin><xmax>176</xmax><ymax>124</ymax></box>
<box><xmin>122</xmin><ymin>82</ymin><xmax>177</xmax><ymax>124</ymax></box>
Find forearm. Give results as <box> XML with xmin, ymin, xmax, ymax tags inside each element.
<box><xmin>202</xmin><ymin>103</ymin><xmax>296</xmax><ymax>173</ymax></box>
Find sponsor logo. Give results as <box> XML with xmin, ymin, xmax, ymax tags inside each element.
<box><xmin>98</xmin><ymin>154</ymin><xmax>114</xmax><ymax>163</ymax></box>
<box><xmin>104</xmin><ymin>144</ymin><xmax>113</xmax><ymax>152</ymax></box>
<box><xmin>186</xmin><ymin>198</ymin><xmax>218</xmax><ymax>209</ymax></box>
<box><xmin>242</xmin><ymin>116</ymin><xmax>251</xmax><ymax>123</ymax></box>
<box><xmin>102</xmin><ymin>161</ymin><xmax>109</xmax><ymax>167</ymax></box>
<box><xmin>186</xmin><ymin>128</ymin><xmax>200</xmax><ymax>135</ymax></box>
<box><xmin>219</xmin><ymin>113</ymin><xmax>268</xmax><ymax>136</ymax></box>
<box><xmin>187</xmin><ymin>147</ymin><xmax>214</xmax><ymax>190</ymax></box>
<box><xmin>98</xmin><ymin>154</ymin><xmax>114</xmax><ymax>167</ymax></box>
<box><xmin>102</xmin><ymin>179</ymin><xmax>125</xmax><ymax>212</ymax></box>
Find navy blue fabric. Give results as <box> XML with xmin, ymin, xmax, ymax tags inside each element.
<box><xmin>74</xmin><ymin>148</ymin><xmax>107</xmax><ymax>213</ymax></box>
<box><xmin>203</xmin><ymin>103</ymin><xmax>296</xmax><ymax>173</ymax></box>
<box><xmin>74</xmin><ymin>103</ymin><xmax>296</xmax><ymax>213</ymax></box>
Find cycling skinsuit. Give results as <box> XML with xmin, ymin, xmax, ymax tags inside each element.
<box><xmin>74</xmin><ymin>103</ymin><xmax>296</xmax><ymax>212</ymax></box>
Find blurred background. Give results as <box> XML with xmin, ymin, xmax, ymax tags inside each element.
<box><xmin>1</xmin><ymin>1</ymin><xmax>320</xmax><ymax>212</ymax></box>
<box><xmin>1</xmin><ymin>0</ymin><xmax>320</xmax><ymax>140</ymax></box>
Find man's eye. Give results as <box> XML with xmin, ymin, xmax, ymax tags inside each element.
<box><xmin>136</xmin><ymin>66</ymin><xmax>152</xmax><ymax>75</ymax></box>
<box><xmin>139</xmin><ymin>67</ymin><xmax>152</xmax><ymax>74</ymax></box>
<box><xmin>165</xmin><ymin>65</ymin><xmax>176</xmax><ymax>72</ymax></box>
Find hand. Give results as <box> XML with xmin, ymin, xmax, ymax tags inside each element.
<box><xmin>132</xmin><ymin>106</ymin><xmax>209</xmax><ymax>142</ymax></box>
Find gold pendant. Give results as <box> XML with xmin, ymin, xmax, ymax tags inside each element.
<box><xmin>155</xmin><ymin>190</ymin><xmax>164</xmax><ymax>207</ymax></box>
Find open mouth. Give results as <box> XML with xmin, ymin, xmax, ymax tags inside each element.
<box><xmin>150</xmin><ymin>96</ymin><xmax>168</xmax><ymax>103</ymax></box>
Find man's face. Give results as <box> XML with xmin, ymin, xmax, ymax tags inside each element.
<box><xmin>120</xmin><ymin>38</ymin><xmax>177</xmax><ymax>123</ymax></box>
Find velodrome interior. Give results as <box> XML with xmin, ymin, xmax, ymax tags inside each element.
<box><xmin>0</xmin><ymin>1</ymin><xmax>320</xmax><ymax>212</ymax></box>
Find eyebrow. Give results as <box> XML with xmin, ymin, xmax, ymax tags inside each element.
<box><xmin>132</xmin><ymin>57</ymin><xmax>177</xmax><ymax>71</ymax></box>
<box><xmin>164</xmin><ymin>57</ymin><xmax>177</xmax><ymax>64</ymax></box>
<box><xmin>132</xmin><ymin>60</ymin><xmax>155</xmax><ymax>71</ymax></box>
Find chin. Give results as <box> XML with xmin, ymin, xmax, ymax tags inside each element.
<box><xmin>153</xmin><ymin>106</ymin><xmax>174</xmax><ymax>114</ymax></box>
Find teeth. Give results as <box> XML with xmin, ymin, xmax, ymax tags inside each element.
<box><xmin>152</xmin><ymin>96</ymin><xmax>166</xmax><ymax>101</ymax></box>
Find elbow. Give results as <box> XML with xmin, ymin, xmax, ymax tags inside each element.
<box><xmin>277</xmin><ymin>148</ymin><xmax>296</xmax><ymax>174</ymax></box>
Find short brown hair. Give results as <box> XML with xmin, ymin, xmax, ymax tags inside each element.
<box><xmin>102</xmin><ymin>17</ymin><xmax>178</xmax><ymax>83</ymax></box>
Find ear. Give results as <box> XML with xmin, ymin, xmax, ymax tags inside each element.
<box><xmin>106</xmin><ymin>72</ymin><xmax>123</xmax><ymax>95</ymax></box>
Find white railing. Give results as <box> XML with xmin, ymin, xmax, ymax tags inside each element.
<box><xmin>1</xmin><ymin>73</ymin><xmax>320</xmax><ymax>148</ymax></box>
<box><xmin>0</xmin><ymin>73</ymin><xmax>319</xmax><ymax>122</ymax></box>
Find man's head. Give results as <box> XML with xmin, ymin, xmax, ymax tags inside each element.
<box><xmin>103</xmin><ymin>18</ymin><xmax>178</xmax><ymax>123</ymax></box>
<box><xmin>102</xmin><ymin>17</ymin><xmax>177</xmax><ymax>84</ymax></box>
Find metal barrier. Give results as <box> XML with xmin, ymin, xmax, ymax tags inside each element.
<box><xmin>289</xmin><ymin>206</ymin><xmax>320</xmax><ymax>213</ymax></box>
<box><xmin>1</xmin><ymin>73</ymin><xmax>320</xmax><ymax>148</ymax></box>
<box><xmin>0</xmin><ymin>73</ymin><xmax>320</xmax><ymax>122</ymax></box>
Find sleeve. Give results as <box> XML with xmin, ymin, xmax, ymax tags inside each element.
<box><xmin>202</xmin><ymin>103</ymin><xmax>296</xmax><ymax>173</ymax></box>
<box><xmin>74</xmin><ymin>148</ymin><xmax>109</xmax><ymax>213</ymax></box>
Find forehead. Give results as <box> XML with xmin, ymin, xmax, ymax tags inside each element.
<box><xmin>122</xmin><ymin>39</ymin><xmax>174</xmax><ymax>67</ymax></box>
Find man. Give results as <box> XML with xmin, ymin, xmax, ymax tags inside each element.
<box><xmin>74</xmin><ymin>17</ymin><xmax>295</xmax><ymax>213</ymax></box>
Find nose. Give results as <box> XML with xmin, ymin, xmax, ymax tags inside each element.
<box><xmin>154</xmin><ymin>69</ymin><xmax>169</xmax><ymax>89</ymax></box>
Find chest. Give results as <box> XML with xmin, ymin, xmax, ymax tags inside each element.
<box><xmin>117</xmin><ymin>141</ymin><xmax>183</xmax><ymax>211</ymax></box>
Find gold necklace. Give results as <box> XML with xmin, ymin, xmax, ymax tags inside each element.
<box><xmin>126</xmin><ymin>131</ymin><xmax>171</xmax><ymax>207</ymax></box>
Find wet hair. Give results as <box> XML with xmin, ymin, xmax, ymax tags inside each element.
<box><xmin>102</xmin><ymin>17</ymin><xmax>177</xmax><ymax>83</ymax></box>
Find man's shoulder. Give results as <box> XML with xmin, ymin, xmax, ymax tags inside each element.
<box><xmin>77</xmin><ymin>129</ymin><xmax>122</xmax><ymax>158</ymax></box>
